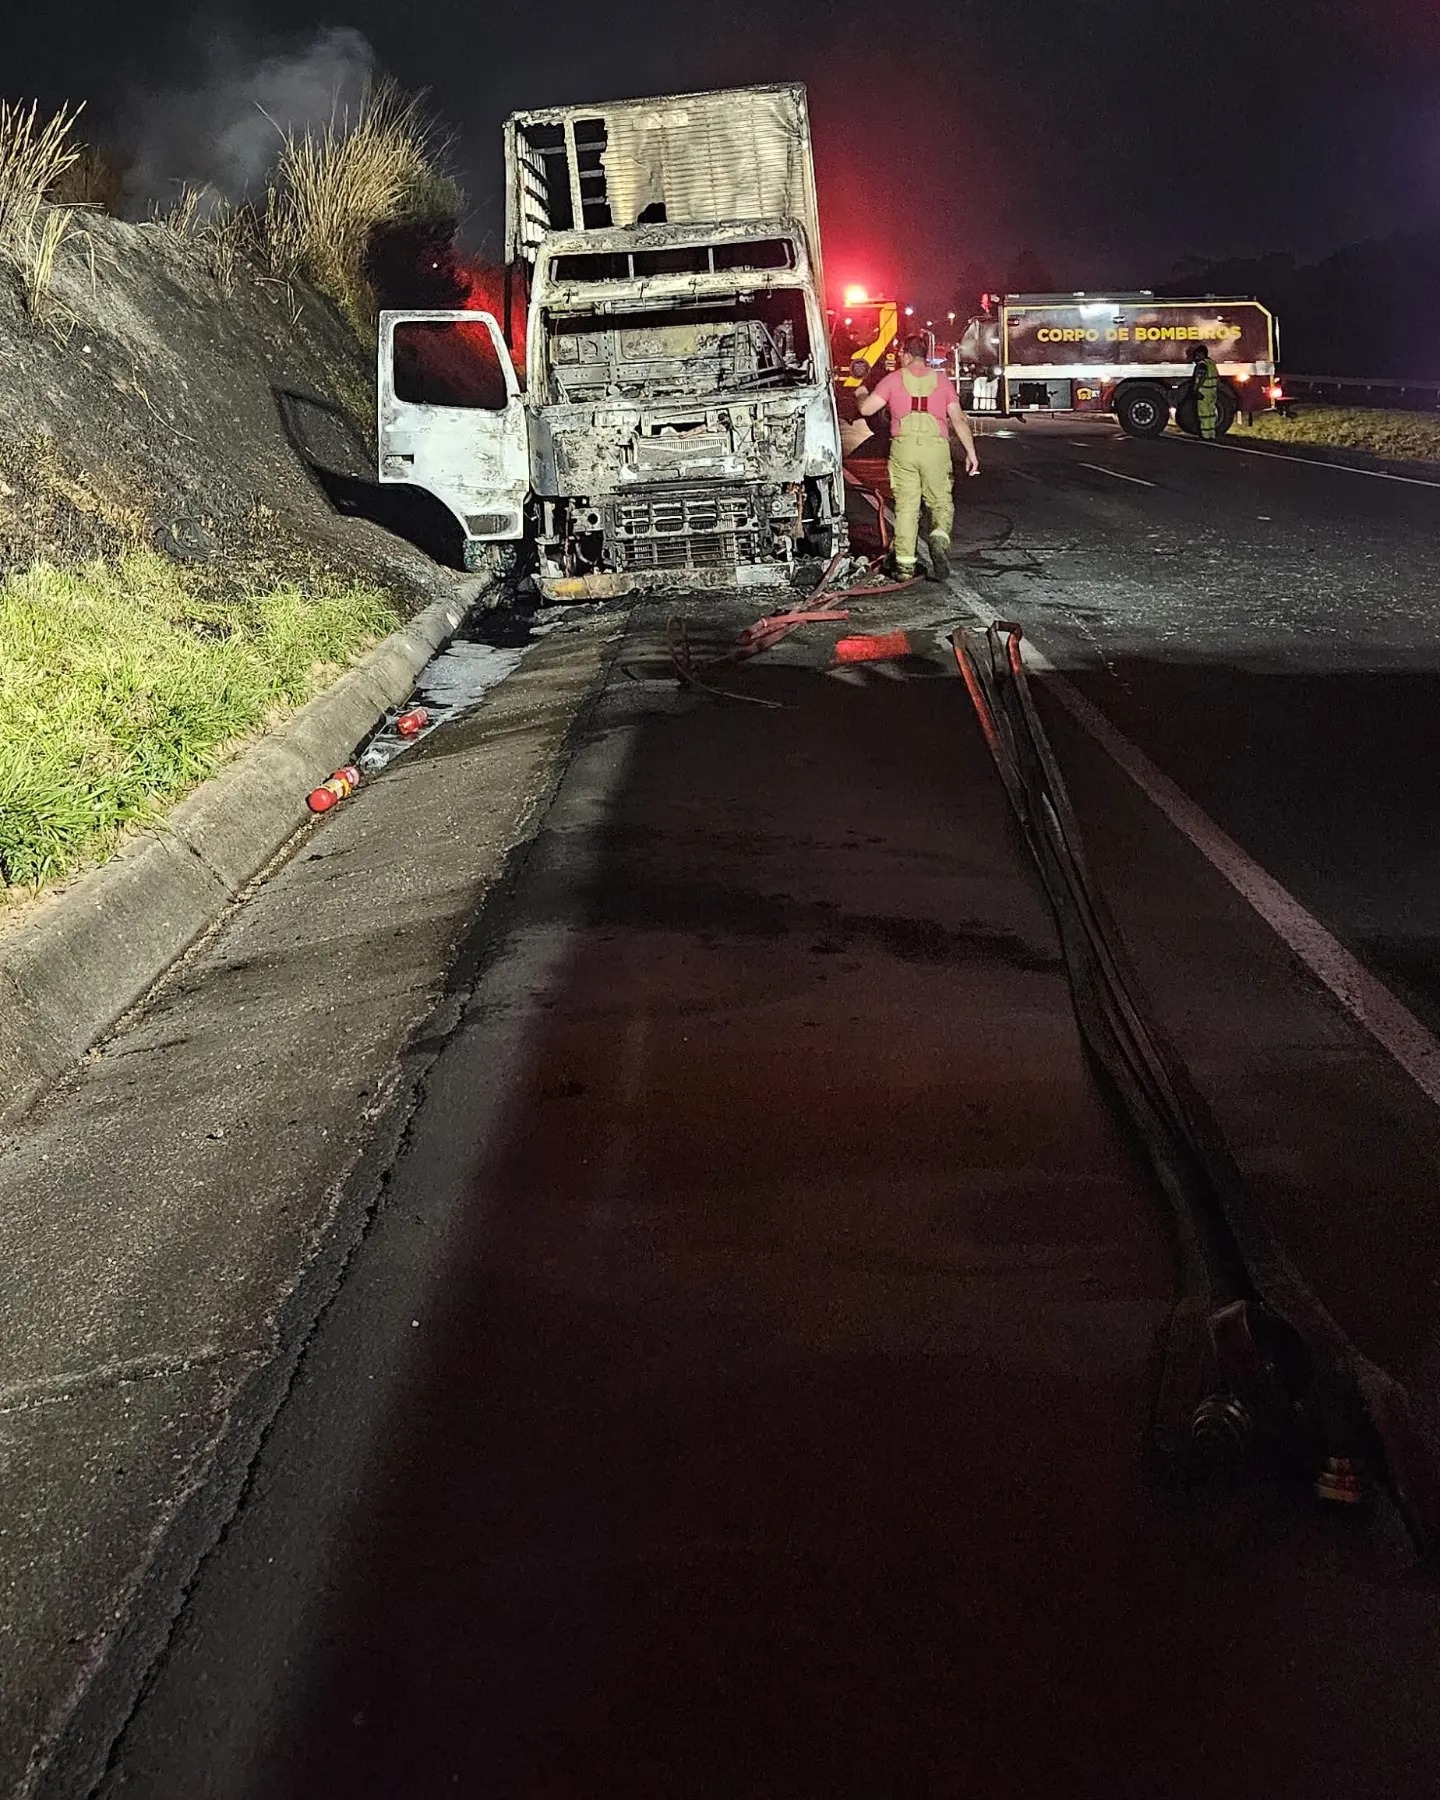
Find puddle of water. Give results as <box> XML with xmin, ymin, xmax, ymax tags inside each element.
<box><xmin>358</xmin><ymin>618</ymin><xmax>528</xmax><ymax>773</ymax></box>
<box><xmin>414</xmin><ymin>638</ymin><xmax>526</xmax><ymax>710</ymax></box>
<box><xmin>356</xmin><ymin>597</ymin><xmax>611</xmax><ymax>774</ymax></box>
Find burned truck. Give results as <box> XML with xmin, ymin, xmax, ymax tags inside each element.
<box><xmin>955</xmin><ymin>293</ymin><xmax>1281</xmax><ymax>437</ymax></box>
<box><xmin>378</xmin><ymin>85</ymin><xmax>846</xmax><ymax>598</ymax></box>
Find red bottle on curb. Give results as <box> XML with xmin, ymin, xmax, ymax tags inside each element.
<box><xmin>395</xmin><ymin>707</ymin><xmax>430</xmax><ymax>738</ymax></box>
<box><xmin>306</xmin><ymin>766</ymin><xmax>361</xmax><ymax>814</ymax></box>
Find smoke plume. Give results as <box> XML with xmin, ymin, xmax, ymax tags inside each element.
<box><xmin>121</xmin><ymin>23</ymin><xmax>376</xmax><ymax>215</ymax></box>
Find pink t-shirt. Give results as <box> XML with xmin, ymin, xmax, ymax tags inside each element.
<box><xmin>873</xmin><ymin>368</ymin><xmax>959</xmax><ymax>432</ymax></box>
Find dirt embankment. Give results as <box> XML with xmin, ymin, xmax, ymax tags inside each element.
<box><xmin>0</xmin><ymin>212</ymin><xmax>450</xmax><ymax>599</ymax></box>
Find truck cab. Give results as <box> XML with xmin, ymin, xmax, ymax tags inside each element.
<box><xmin>523</xmin><ymin>221</ymin><xmax>843</xmax><ymax>594</ymax></box>
<box><xmin>377</xmin><ymin>83</ymin><xmax>845</xmax><ymax>599</ymax></box>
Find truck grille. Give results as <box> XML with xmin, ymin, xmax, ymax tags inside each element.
<box><xmin>634</xmin><ymin>433</ymin><xmax>730</xmax><ymax>471</ymax></box>
<box><xmin>606</xmin><ymin>484</ymin><xmax>769</xmax><ymax>573</ymax></box>
<box><xmin>625</xmin><ymin>531</ymin><xmax>770</xmax><ymax>572</ymax></box>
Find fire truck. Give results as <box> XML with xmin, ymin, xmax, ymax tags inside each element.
<box><xmin>954</xmin><ymin>292</ymin><xmax>1282</xmax><ymax>437</ymax></box>
<box><xmin>829</xmin><ymin>291</ymin><xmax>935</xmax><ymax>388</ymax></box>
<box><xmin>830</xmin><ymin>292</ymin><xmax>899</xmax><ymax>387</ymax></box>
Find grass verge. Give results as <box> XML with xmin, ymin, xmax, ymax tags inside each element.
<box><xmin>0</xmin><ymin>551</ymin><xmax>400</xmax><ymax>890</ymax></box>
<box><xmin>1233</xmin><ymin>406</ymin><xmax>1440</xmax><ymax>462</ymax></box>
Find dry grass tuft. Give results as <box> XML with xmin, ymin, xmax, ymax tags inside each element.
<box><xmin>257</xmin><ymin>80</ymin><xmax>461</xmax><ymax>333</ymax></box>
<box><xmin>200</xmin><ymin>203</ymin><xmax>252</xmax><ymax>295</ymax></box>
<box><xmin>0</xmin><ymin>99</ymin><xmax>83</xmax><ymax>235</ymax></box>
<box><xmin>143</xmin><ymin>187</ymin><xmax>259</xmax><ymax>296</ymax></box>
<box><xmin>0</xmin><ymin>84</ymin><xmax>460</xmax><ymax>337</ymax></box>
<box><xmin>152</xmin><ymin>181</ymin><xmax>208</xmax><ymax>238</ymax></box>
<box><xmin>0</xmin><ymin>99</ymin><xmax>90</xmax><ymax>322</ymax></box>
<box><xmin>19</xmin><ymin>206</ymin><xmax>76</xmax><ymax>319</ymax></box>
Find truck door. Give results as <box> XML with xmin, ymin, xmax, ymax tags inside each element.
<box><xmin>378</xmin><ymin>310</ymin><xmax>528</xmax><ymax>548</ymax></box>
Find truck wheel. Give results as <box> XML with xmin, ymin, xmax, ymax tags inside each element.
<box><xmin>1175</xmin><ymin>388</ymin><xmax>1239</xmax><ymax>438</ymax></box>
<box><xmin>1115</xmin><ymin>385</ymin><xmax>1170</xmax><ymax>438</ymax></box>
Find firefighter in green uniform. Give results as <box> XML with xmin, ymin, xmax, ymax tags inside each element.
<box><xmin>855</xmin><ymin>336</ymin><xmax>979</xmax><ymax>579</ymax></box>
<box><xmin>1188</xmin><ymin>341</ymin><xmax>1221</xmax><ymax>440</ymax></box>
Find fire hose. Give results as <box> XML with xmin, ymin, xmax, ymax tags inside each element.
<box><xmin>955</xmin><ymin>622</ymin><xmax>1440</xmax><ymax>1552</ymax></box>
<box><xmin>665</xmin><ymin>488</ymin><xmax>923</xmax><ymax>697</ymax></box>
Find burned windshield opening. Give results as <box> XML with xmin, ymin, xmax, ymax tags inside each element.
<box><xmin>545</xmin><ymin>292</ymin><xmax>814</xmax><ymax>401</ymax></box>
<box><xmin>392</xmin><ymin>321</ymin><xmax>509</xmax><ymax>409</ymax></box>
<box><xmin>550</xmin><ymin>239</ymin><xmax>795</xmax><ymax>282</ymax></box>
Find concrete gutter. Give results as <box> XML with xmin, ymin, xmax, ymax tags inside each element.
<box><xmin>0</xmin><ymin>577</ymin><xmax>487</xmax><ymax>1133</ymax></box>
<box><xmin>1</xmin><ymin>607</ymin><xmax>622</xmax><ymax>1799</ymax></box>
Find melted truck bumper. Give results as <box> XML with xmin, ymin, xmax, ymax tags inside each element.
<box><xmin>538</xmin><ymin>562</ymin><xmax>791</xmax><ymax>602</ymax></box>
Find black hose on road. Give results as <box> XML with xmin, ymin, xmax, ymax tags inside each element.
<box><xmin>955</xmin><ymin>622</ymin><xmax>1440</xmax><ymax>1555</ymax></box>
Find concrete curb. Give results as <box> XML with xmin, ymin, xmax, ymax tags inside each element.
<box><xmin>0</xmin><ymin>578</ymin><xmax>488</xmax><ymax>1133</ymax></box>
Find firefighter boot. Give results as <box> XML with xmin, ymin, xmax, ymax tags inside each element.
<box><xmin>928</xmin><ymin>531</ymin><xmax>951</xmax><ymax>581</ymax></box>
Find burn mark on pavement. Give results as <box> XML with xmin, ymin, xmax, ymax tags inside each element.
<box><xmin>570</xmin><ymin>872</ymin><xmax>1060</xmax><ymax>971</ymax></box>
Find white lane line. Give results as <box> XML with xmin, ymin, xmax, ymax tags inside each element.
<box><xmin>1174</xmin><ymin>437</ymin><xmax>1440</xmax><ymax>490</ymax></box>
<box><xmin>1077</xmin><ymin>462</ymin><xmax>1156</xmax><ymax>488</ymax></box>
<box><xmin>1029</xmin><ymin>656</ymin><xmax>1440</xmax><ymax>1110</ymax></box>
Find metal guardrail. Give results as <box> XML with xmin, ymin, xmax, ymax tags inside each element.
<box><xmin>944</xmin><ymin>367</ymin><xmax>1440</xmax><ymax>415</ymax></box>
<box><xmin>1282</xmin><ymin>373</ymin><xmax>1440</xmax><ymax>411</ymax></box>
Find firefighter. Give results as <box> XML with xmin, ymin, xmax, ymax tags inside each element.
<box><xmin>855</xmin><ymin>335</ymin><xmax>979</xmax><ymax>580</ymax></box>
<box><xmin>1188</xmin><ymin>341</ymin><xmax>1222</xmax><ymax>441</ymax></box>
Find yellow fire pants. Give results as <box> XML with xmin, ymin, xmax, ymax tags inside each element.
<box><xmin>888</xmin><ymin>433</ymin><xmax>955</xmax><ymax>568</ymax></box>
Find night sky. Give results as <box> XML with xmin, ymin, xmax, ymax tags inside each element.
<box><xmin>4</xmin><ymin>0</ymin><xmax>1437</xmax><ymax>306</ymax></box>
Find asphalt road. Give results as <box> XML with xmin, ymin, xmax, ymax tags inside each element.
<box><xmin>955</xmin><ymin>417</ymin><xmax>1440</xmax><ymax>1036</ymax></box>
<box><xmin>85</xmin><ymin>503</ymin><xmax>1440</xmax><ymax>1798</ymax></box>
<box><xmin>929</xmin><ymin>421</ymin><xmax>1440</xmax><ymax>1458</ymax></box>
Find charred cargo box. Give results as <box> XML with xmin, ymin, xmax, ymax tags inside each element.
<box><xmin>957</xmin><ymin>293</ymin><xmax>1280</xmax><ymax>437</ymax></box>
<box><xmin>379</xmin><ymin>85</ymin><xmax>845</xmax><ymax>598</ymax></box>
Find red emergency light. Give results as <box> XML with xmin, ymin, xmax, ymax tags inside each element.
<box><xmin>843</xmin><ymin>284</ymin><xmax>869</xmax><ymax>305</ymax></box>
